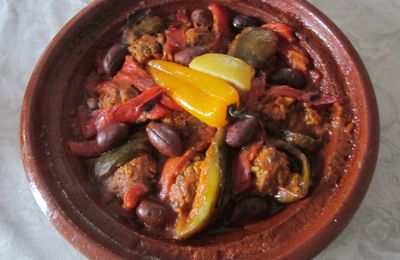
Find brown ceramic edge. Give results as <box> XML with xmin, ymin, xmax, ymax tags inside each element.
<box><xmin>20</xmin><ymin>1</ymin><xmax>122</xmax><ymax>259</ymax></box>
<box><xmin>263</xmin><ymin>1</ymin><xmax>380</xmax><ymax>259</ymax></box>
<box><xmin>19</xmin><ymin>0</ymin><xmax>380</xmax><ymax>259</ymax></box>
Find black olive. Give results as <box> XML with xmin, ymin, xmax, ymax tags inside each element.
<box><xmin>268</xmin><ymin>67</ymin><xmax>306</xmax><ymax>89</ymax></box>
<box><xmin>226</xmin><ymin>116</ymin><xmax>260</xmax><ymax>148</ymax></box>
<box><xmin>232</xmin><ymin>15</ymin><xmax>260</xmax><ymax>31</ymax></box>
<box><xmin>96</xmin><ymin>123</ymin><xmax>130</xmax><ymax>151</ymax></box>
<box><xmin>136</xmin><ymin>200</ymin><xmax>172</xmax><ymax>228</ymax></box>
<box><xmin>103</xmin><ymin>44</ymin><xmax>128</xmax><ymax>78</ymax></box>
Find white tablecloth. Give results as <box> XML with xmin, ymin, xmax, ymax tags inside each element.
<box><xmin>1</xmin><ymin>0</ymin><xmax>399</xmax><ymax>259</ymax></box>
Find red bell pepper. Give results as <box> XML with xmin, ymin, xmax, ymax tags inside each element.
<box><xmin>159</xmin><ymin>148</ymin><xmax>196</xmax><ymax>200</ymax></box>
<box><xmin>94</xmin><ymin>87</ymin><xmax>164</xmax><ymax>131</ymax></box>
<box><xmin>163</xmin><ymin>10</ymin><xmax>190</xmax><ymax>61</ymax></box>
<box><xmin>68</xmin><ymin>139</ymin><xmax>103</xmax><ymax>157</ymax></box>
<box><xmin>262</xmin><ymin>22</ymin><xmax>294</xmax><ymax>42</ymax></box>
<box><xmin>122</xmin><ymin>183</ymin><xmax>149</xmax><ymax>211</ymax></box>
<box><xmin>113</xmin><ymin>55</ymin><xmax>156</xmax><ymax>91</ymax></box>
<box><xmin>267</xmin><ymin>85</ymin><xmax>337</xmax><ymax>106</ymax></box>
<box><xmin>159</xmin><ymin>126</ymin><xmax>216</xmax><ymax>200</ymax></box>
<box><xmin>208</xmin><ymin>3</ymin><xmax>231</xmax><ymax>53</ymax></box>
<box><xmin>160</xmin><ymin>95</ymin><xmax>183</xmax><ymax>111</ymax></box>
<box><xmin>141</xmin><ymin>103</ymin><xmax>171</xmax><ymax>121</ymax></box>
<box><xmin>78</xmin><ymin>106</ymin><xmax>99</xmax><ymax>138</ymax></box>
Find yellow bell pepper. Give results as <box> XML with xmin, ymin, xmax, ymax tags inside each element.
<box><xmin>147</xmin><ymin>60</ymin><xmax>239</xmax><ymax>127</ymax></box>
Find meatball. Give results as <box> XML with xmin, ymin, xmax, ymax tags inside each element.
<box><xmin>185</xmin><ymin>27</ymin><xmax>214</xmax><ymax>47</ymax></box>
<box><xmin>97</xmin><ymin>81</ymin><xmax>138</xmax><ymax>109</ymax></box>
<box><xmin>258</xmin><ymin>96</ymin><xmax>295</xmax><ymax>121</ymax></box>
<box><xmin>104</xmin><ymin>153</ymin><xmax>157</xmax><ymax>198</ymax></box>
<box><xmin>161</xmin><ymin>111</ymin><xmax>196</xmax><ymax>134</ymax></box>
<box><xmin>128</xmin><ymin>34</ymin><xmax>164</xmax><ymax>64</ymax></box>
<box><xmin>251</xmin><ymin>147</ymin><xmax>291</xmax><ymax>197</ymax></box>
<box><xmin>168</xmin><ymin>157</ymin><xmax>202</xmax><ymax>214</ymax></box>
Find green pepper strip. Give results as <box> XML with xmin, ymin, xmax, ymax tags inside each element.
<box><xmin>272</xmin><ymin>140</ymin><xmax>311</xmax><ymax>203</ymax></box>
<box><xmin>175</xmin><ymin>128</ymin><xmax>226</xmax><ymax>239</ymax></box>
<box><xmin>94</xmin><ymin>133</ymin><xmax>150</xmax><ymax>179</ymax></box>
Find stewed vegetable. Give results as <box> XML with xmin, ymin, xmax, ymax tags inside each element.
<box><xmin>68</xmin><ymin>3</ymin><xmax>344</xmax><ymax>240</ymax></box>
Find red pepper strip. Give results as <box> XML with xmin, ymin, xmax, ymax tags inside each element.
<box><xmin>113</xmin><ymin>55</ymin><xmax>156</xmax><ymax>91</ymax></box>
<box><xmin>78</xmin><ymin>106</ymin><xmax>99</xmax><ymax>139</ymax></box>
<box><xmin>208</xmin><ymin>3</ymin><xmax>231</xmax><ymax>53</ymax></box>
<box><xmin>68</xmin><ymin>139</ymin><xmax>103</xmax><ymax>157</ymax></box>
<box><xmin>159</xmin><ymin>126</ymin><xmax>215</xmax><ymax>200</ymax></box>
<box><xmin>164</xmin><ymin>27</ymin><xmax>188</xmax><ymax>61</ymax></box>
<box><xmin>122</xmin><ymin>183</ymin><xmax>149</xmax><ymax>211</ymax></box>
<box><xmin>163</xmin><ymin>10</ymin><xmax>189</xmax><ymax>61</ymax></box>
<box><xmin>233</xmin><ymin>140</ymin><xmax>264</xmax><ymax>195</ymax></box>
<box><xmin>267</xmin><ymin>85</ymin><xmax>337</xmax><ymax>106</ymax></box>
<box><xmin>311</xmin><ymin>94</ymin><xmax>338</xmax><ymax>106</ymax></box>
<box><xmin>262</xmin><ymin>22</ymin><xmax>294</xmax><ymax>42</ymax></box>
<box><xmin>246</xmin><ymin>74</ymin><xmax>266</xmax><ymax>113</ymax></box>
<box><xmin>159</xmin><ymin>148</ymin><xmax>197</xmax><ymax>200</ymax></box>
<box><xmin>277</xmin><ymin>42</ymin><xmax>309</xmax><ymax>73</ymax></box>
<box><xmin>160</xmin><ymin>95</ymin><xmax>183</xmax><ymax>111</ymax></box>
<box><xmin>145</xmin><ymin>103</ymin><xmax>171</xmax><ymax>120</ymax></box>
<box><xmin>94</xmin><ymin>87</ymin><xmax>164</xmax><ymax>131</ymax></box>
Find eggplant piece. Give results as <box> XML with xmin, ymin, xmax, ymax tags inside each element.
<box><xmin>94</xmin><ymin>133</ymin><xmax>151</xmax><ymax>179</ymax></box>
<box><xmin>270</xmin><ymin>139</ymin><xmax>311</xmax><ymax>203</ymax></box>
<box><xmin>228</xmin><ymin>27</ymin><xmax>278</xmax><ymax>69</ymax></box>
<box><xmin>174</xmin><ymin>128</ymin><xmax>227</xmax><ymax>239</ymax></box>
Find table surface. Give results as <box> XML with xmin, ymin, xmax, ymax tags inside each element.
<box><xmin>1</xmin><ymin>0</ymin><xmax>399</xmax><ymax>259</ymax></box>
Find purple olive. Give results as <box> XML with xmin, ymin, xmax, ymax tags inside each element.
<box><xmin>230</xmin><ymin>196</ymin><xmax>270</xmax><ymax>226</ymax></box>
<box><xmin>174</xmin><ymin>46</ymin><xmax>209</xmax><ymax>66</ymax></box>
<box><xmin>226</xmin><ymin>116</ymin><xmax>260</xmax><ymax>148</ymax></box>
<box><xmin>96</xmin><ymin>123</ymin><xmax>130</xmax><ymax>151</ymax></box>
<box><xmin>103</xmin><ymin>44</ymin><xmax>128</xmax><ymax>77</ymax></box>
<box><xmin>136</xmin><ymin>200</ymin><xmax>172</xmax><ymax>228</ymax></box>
<box><xmin>268</xmin><ymin>67</ymin><xmax>306</xmax><ymax>89</ymax></box>
<box><xmin>146</xmin><ymin>122</ymin><xmax>183</xmax><ymax>157</ymax></box>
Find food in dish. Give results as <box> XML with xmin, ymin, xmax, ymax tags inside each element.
<box><xmin>68</xmin><ymin>3</ymin><xmax>349</xmax><ymax>240</ymax></box>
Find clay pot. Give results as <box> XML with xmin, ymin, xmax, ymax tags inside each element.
<box><xmin>20</xmin><ymin>0</ymin><xmax>379</xmax><ymax>259</ymax></box>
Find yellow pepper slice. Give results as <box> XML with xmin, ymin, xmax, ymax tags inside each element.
<box><xmin>147</xmin><ymin>60</ymin><xmax>239</xmax><ymax>127</ymax></box>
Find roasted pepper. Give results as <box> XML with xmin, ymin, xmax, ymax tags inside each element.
<box><xmin>147</xmin><ymin>60</ymin><xmax>239</xmax><ymax>127</ymax></box>
<box><xmin>267</xmin><ymin>85</ymin><xmax>337</xmax><ymax>106</ymax></box>
<box><xmin>208</xmin><ymin>3</ymin><xmax>231</xmax><ymax>52</ymax></box>
<box><xmin>94</xmin><ymin>133</ymin><xmax>151</xmax><ymax>179</ymax></box>
<box><xmin>94</xmin><ymin>87</ymin><xmax>165</xmax><ymax>131</ymax></box>
<box><xmin>262</xmin><ymin>22</ymin><xmax>294</xmax><ymax>42</ymax></box>
<box><xmin>271</xmin><ymin>139</ymin><xmax>311</xmax><ymax>203</ymax></box>
<box><xmin>277</xmin><ymin>130</ymin><xmax>322</xmax><ymax>153</ymax></box>
<box><xmin>174</xmin><ymin>128</ymin><xmax>227</xmax><ymax>239</ymax></box>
